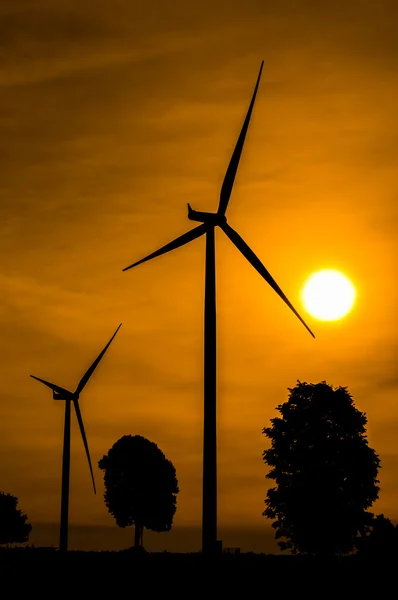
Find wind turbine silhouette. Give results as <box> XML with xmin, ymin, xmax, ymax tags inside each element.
<box><xmin>30</xmin><ymin>323</ymin><xmax>122</xmax><ymax>552</ymax></box>
<box><xmin>123</xmin><ymin>61</ymin><xmax>315</xmax><ymax>553</ymax></box>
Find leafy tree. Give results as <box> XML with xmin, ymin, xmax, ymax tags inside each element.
<box><xmin>262</xmin><ymin>381</ymin><xmax>380</xmax><ymax>556</ymax></box>
<box><xmin>0</xmin><ymin>492</ymin><xmax>32</xmax><ymax>545</ymax></box>
<box><xmin>98</xmin><ymin>435</ymin><xmax>179</xmax><ymax>548</ymax></box>
<box><xmin>355</xmin><ymin>513</ymin><xmax>398</xmax><ymax>557</ymax></box>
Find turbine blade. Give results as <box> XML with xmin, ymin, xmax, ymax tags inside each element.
<box><xmin>221</xmin><ymin>223</ymin><xmax>315</xmax><ymax>338</ymax></box>
<box><xmin>122</xmin><ymin>224</ymin><xmax>207</xmax><ymax>272</ymax></box>
<box><xmin>73</xmin><ymin>400</ymin><xmax>96</xmax><ymax>494</ymax></box>
<box><xmin>74</xmin><ymin>323</ymin><xmax>122</xmax><ymax>396</ymax></box>
<box><xmin>218</xmin><ymin>61</ymin><xmax>264</xmax><ymax>217</ymax></box>
<box><xmin>30</xmin><ymin>375</ymin><xmax>71</xmax><ymax>396</ymax></box>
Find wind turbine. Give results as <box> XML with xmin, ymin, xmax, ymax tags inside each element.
<box><xmin>123</xmin><ymin>61</ymin><xmax>315</xmax><ymax>553</ymax></box>
<box><xmin>30</xmin><ymin>323</ymin><xmax>122</xmax><ymax>552</ymax></box>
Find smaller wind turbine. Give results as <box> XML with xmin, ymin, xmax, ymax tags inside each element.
<box><xmin>30</xmin><ymin>323</ymin><xmax>122</xmax><ymax>552</ymax></box>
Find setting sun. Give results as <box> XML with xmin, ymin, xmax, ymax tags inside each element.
<box><xmin>301</xmin><ymin>269</ymin><xmax>356</xmax><ymax>321</ymax></box>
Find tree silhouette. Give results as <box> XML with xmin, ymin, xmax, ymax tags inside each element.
<box><xmin>0</xmin><ymin>492</ymin><xmax>32</xmax><ymax>545</ymax></box>
<box><xmin>98</xmin><ymin>435</ymin><xmax>179</xmax><ymax>549</ymax></box>
<box><xmin>355</xmin><ymin>513</ymin><xmax>398</xmax><ymax>557</ymax></box>
<box><xmin>262</xmin><ymin>381</ymin><xmax>380</xmax><ymax>556</ymax></box>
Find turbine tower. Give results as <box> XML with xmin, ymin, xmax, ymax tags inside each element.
<box><xmin>30</xmin><ymin>323</ymin><xmax>122</xmax><ymax>552</ymax></box>
<box><xmin>123</xmin><ymin>61</ymin><xmax>315</xmax><ymax>553</ymax></box>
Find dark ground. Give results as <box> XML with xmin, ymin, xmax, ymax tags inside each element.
<box><xmin>0</xmin><ymin>546</ymin><xmax>394</xmax><ymax>594</ymax></box>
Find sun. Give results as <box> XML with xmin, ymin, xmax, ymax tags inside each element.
<box><xmin>301</xmin><ymin>269</ymin><xmax>356</xmax><ymax>321</ymax></box>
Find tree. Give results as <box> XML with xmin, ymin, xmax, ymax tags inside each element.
<box><xmin>262</xmin><ymin>381</ymin><xmax>380</xmax><ymax>556</ymax></box>
<box><xmin>0</xmin><ymin>492</ymin><xmax>32</xmax><ymax>545</ymax></box>
<box><xmin>355</xmin><ymin>513</ymin><xmax>398</xmax><ymax>557</ymax></box>
<box><xmin>98</xmin><ymin>435</ymin><xmax>179</xmax><ymax>548</ymax></box>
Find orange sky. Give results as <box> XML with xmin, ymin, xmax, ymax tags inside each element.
<box><xmin>0</xmin><ymin>0</ymin><xmax>397</xmax><ymax>551</ymax></box>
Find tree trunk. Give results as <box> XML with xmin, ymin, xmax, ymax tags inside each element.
<box><xmin>134</xmin><ymin>523</ymin><xmax>143</xmax><ymax>548</ymax></box>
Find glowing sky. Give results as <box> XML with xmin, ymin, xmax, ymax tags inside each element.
<box><xmin>0</xmin><ymin>0</ymin><xmax>397</xmax><ymax>550</ymax></box>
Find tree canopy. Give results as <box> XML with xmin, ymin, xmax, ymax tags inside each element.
<box><xmin>0</xmin><ymin>492</ymin><xmax>32</xmax><ymax>545</ymax></box>
<box><xmin>262</xmin><ymin>381</ymin><xmax>380</xmax><ymax>556</ymax></box>
<box><xmin>98</xmin><ymin>435</ymin><xmax>179</xmax><ymax>548</ymax></box>
<box><xmin>355</xmin><ymin>513</ymin><xmax>398</xmax><ymax>557</ymax></box>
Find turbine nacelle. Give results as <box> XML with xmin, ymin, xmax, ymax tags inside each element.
<box><xmin>187</xmin><ymin>204</ymin><xmax>227</xmax><ymax>226</ymax></box>
<box><xmin>53</xmin><ymin>389</ymin><xmax>78</xmax><ymax>401</ymax></box>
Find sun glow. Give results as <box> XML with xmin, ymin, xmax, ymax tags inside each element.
<box><xmin>301</xmin><ymin>269</ymin><xmax>356</xmax><ymax>321</ymax></box>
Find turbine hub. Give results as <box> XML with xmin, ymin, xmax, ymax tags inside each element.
<box><xmin>187</xmin><ymin>204</ymin><xmax>227</xmax><ymax>225</ymax></box>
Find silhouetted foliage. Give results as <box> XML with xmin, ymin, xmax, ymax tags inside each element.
<box><xmin>354</xmin><ymin>513</ymin><xmax>398</xmax><ymax>557</ymax></box>
<box><xmin>0</xmin><ymin>492</ymin><xmax>32</xmax><ymax>545</ymax></box>
<box><xmin>262</xmin><ymin>381</ymin><xmax>380</xmax><ymax>556</ymax></box>
<box><xmin>98</xmin><ymin>435</ymin><xmax>179</xmax><ymax>548</ymax></box>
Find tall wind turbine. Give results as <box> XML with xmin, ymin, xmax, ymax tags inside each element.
<box><xmin>123</xmin><ymin>61</ymin><xmax>315</xmax><ymax>553</ymax></box>
<box><xmin>30</xmin><ymin>323</ymin><xmax>122</xmax><ymax>552</ymax></box>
